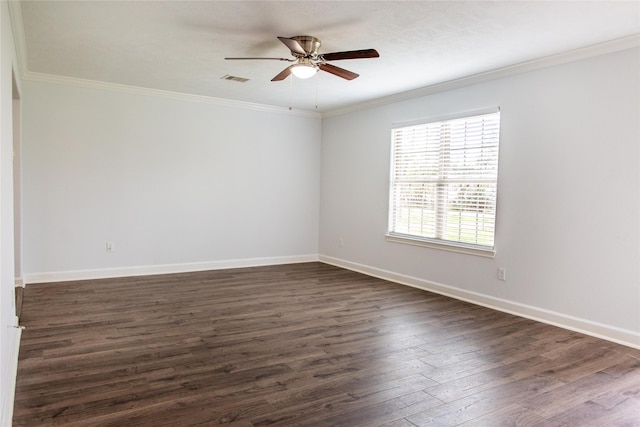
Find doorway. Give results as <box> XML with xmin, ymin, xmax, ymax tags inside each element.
<box><xmin>12</xmin><ymin>70</ymin><xmax>22</xmax><ymax>316</ymax></box>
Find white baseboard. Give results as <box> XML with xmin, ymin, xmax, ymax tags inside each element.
<box><xmin>23</xmin><ymin>254</ymin><xmax>319</xmax><ymax>284</ymax></box>
<box><xmin>14</xmin><ymin>278</ymin><xmax>24</xmax><ymax>288</ymax></box>
<box><xmin>319</xmin><ymin>255</ymin><xmax>640</xmax><ymax>350</ymax></box>
<box><xmin>21</xmin><ymin>254</ymin><xmax>640</xmax><ymax>349</ymax></box>
<box><xmin>1</xmin><ymin>324</ymin><xmax>22</xmax><ymax>427</ymax></box>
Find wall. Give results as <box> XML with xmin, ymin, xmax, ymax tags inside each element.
<box><xmin>320</xmin><ymin>47</ymin><xmax>640</xmax><ymax>347</ymax></box>
<box><xmin>0</xmin><ymin>1</ymin><xmax>21</xmax><ymax>424</ymax></box>
<box><xmin>21</xmin><ymin>81</ymin><xmax>321</xmax><ymax>281</ymax></box>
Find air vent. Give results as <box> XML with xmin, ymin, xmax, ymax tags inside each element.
<box><xmin>221</xmin><ymin>74</ymin><xmax>250</xmax><ymax>83</ymax></box>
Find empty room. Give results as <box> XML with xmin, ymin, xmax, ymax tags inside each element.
<box><xmin>1</xmin><ymin>1</ymin><xmax>639</xmax><ymax>426</ymax></box>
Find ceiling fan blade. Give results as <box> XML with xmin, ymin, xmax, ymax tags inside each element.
<box><xmin>225</xmin><ymin>57</ymin><xmax>294</xmax><ymax>61</ymax></box>
<box><xmin>320</xmin><ymin>49</ymin><xmax>379</xmax><ymax>61</ymax></box>
<box><xmin>319</xmin><ymin>63</ymin><xmax>359</xmax><ymax>80</ymax></box>
<box><xmin>271</xmin><ymin>65</ymin><xmax>293</xmax><ymax>81</ymax></box>
<box><xmin>277</xmin><ymin>36</ymin><xmax>307</xmax><ymax>56</ymax></box>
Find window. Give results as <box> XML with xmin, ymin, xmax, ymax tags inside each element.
<box><xmin>387</xmin><ymin>109</ymin><xmax>501</xmax><ymax>257</ymax></box>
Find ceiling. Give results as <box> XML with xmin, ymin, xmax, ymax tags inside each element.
<box><xmin>14</xmin><ymin>1</ymin><xmax>640</xmax><ymax>113</ymax></box>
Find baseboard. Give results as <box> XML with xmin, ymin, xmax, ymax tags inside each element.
<box><xmin>319</xmin><ymin>255</ymin><xmax>640</xmax><ymax>350</ymax></box>
<box><xmin>0</xmin><ymin>324</ymin><xmax>22</xmax><ymax>427</ymax></box>
<box><xmin>23</xmin><ymin>254</ymin><xmax>319</xmax><ymax>284</ymax></box>
<box><xmin>22</xmin><ymin>254</ymin><xmax>640</xmax><ymax>348</ymax></box>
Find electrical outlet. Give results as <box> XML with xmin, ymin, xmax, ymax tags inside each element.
<box><xmin>498</xmin><ymin>267</ymin><xmax>506</xmax><ymax>281</ymax></box>
<box><xmin>106</xmin><ymin>241</ymin><xmax>114</xmax><ymax>252</ymax></box>
<box><xmin>338</xmin><ymin>237</ymin><xmax>344</xmax><ymax>247</ymax></box>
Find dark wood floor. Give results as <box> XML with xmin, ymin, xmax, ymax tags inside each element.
<box><xmin>13</xmin><ymin>262</ymin><xmax>640</xmax><ymax>426</ymax></box>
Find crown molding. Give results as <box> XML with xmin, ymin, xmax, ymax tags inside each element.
<box><xmin>22</xmin><ymin>71</ymin><xmax>321</xmax><ymax>118</ymax></box>
<box><xmin>8</xmin><ymin>0</ymin><xmax>637</xmax><ymax>119</ymax></box>
<box><xmin>9</xmin><ymin>1</ymin><xmax>319</xmax><ymax>118</ymax></box>
<box><xmin>322</xmin><ymin>33</ymin><xmax>640</xmax><ymax>118</ymax></box>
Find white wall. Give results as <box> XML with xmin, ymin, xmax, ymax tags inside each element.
<box><xmin>320</xmin><ymin>47</ymin><xmax>640</xmax><ymax>346</ymax></box>
<box><xmin>0</xmin><ymin>1</ymin><xmax>21</xmax><ymax>424</ymax></box>
<box><xmin>22</xmin><ymin>81</ymin><xmax>321</xmax><ymax>279</ymax></box>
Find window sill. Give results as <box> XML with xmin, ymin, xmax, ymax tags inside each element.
<box><xmin>385</xmin><ymin>233</ymin><xmax>496</xmax><ymax>258</ymax></box>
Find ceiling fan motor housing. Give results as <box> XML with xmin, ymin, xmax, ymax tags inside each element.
<box><xmin>291</xmin><ymin>36</ymin><xmax>321</xmax><ymax>57</ymax></box>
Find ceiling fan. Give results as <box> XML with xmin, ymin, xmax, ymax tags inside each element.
<box><xmin>225</xmin><ymin>36</ymin><xmax>379</xmax><ymax>81</ymax></box>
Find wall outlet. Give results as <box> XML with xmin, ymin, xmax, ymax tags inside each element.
<box><xmin>338</xmin><ymin>237</ymin><xmax>344</xmax><ymax>247</ymax></box>
<box><xmin>498</xmin><ymin>267</ymin><xmax>506</xmax><ymax>281</ymax></box>
<box><xmin>106</xmin><ymin>241</ymin><xmax>114</xmax><ymax>252</ymax></box>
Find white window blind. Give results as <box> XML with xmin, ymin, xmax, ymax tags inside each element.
<box><xmin>388</xmin><ymin>110</ymin><xmax>500</xmax><ymax>254</ymax></box>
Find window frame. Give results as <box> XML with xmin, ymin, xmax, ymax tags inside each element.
<box><xmin>386</xmin><ymin>107</ymin><xmax>501</xmax><ymax>258</ymax></box>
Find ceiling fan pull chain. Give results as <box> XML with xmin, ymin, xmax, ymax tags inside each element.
<box><xmin>315</xmin><ymin>76</ymin><xmax>319</xmax><ymax>110</ymax></box>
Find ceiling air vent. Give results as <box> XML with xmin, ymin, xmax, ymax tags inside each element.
<box><xmin>221</xmin><ymin>74</ymin><xmax>250</xmax><ymax>83</ymax></box>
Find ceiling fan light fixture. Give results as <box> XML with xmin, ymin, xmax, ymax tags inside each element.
<box><xmin>291</xmin><ymin>58</ymin><xmax>318</xmax><ymax>79</ymax></box>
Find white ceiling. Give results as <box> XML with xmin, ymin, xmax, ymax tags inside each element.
<box><xmin>14</xmin><ymin>1</ymin><xmax>640</xmax><ymax>113</ymax></box>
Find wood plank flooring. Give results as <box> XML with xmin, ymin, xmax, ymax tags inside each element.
<box><xmin>13</xmin><ymin>262</ymin><xmax>640</xmax><ymax>426</ymax></box>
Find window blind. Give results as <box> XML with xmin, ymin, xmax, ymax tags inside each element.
<box><xmin>388</xmin><ymin>111</ymin><xmax>501</xmax><ymax>252</ymax></box>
